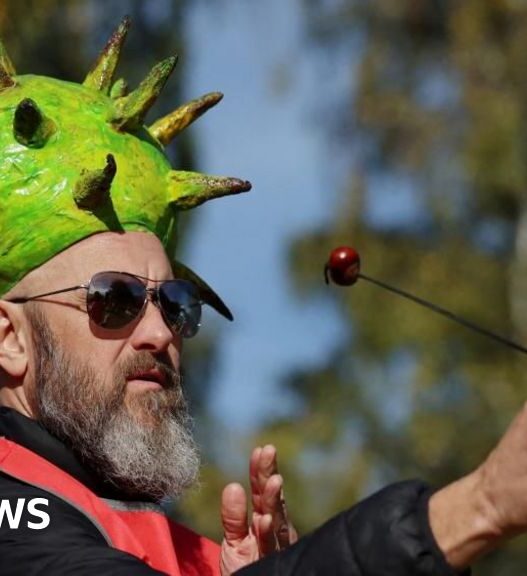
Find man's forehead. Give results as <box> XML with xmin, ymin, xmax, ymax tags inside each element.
<box><xmin>17</xmin><ymin>231</ymin><xmax>174</xmax><ymax>289</ymax></box>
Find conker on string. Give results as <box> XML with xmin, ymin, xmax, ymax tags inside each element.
<box><xmin>322</xmin><ymin>245</ymin><xmax>527</xmax><ymax>356</ymax></box>
<box><xmin>324</xmin><ymin>246</ymin><xmax>361</xmax><ymax>286</ymax></box>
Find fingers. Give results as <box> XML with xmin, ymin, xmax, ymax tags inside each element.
<box><xmin>250</xmin><ymin>444</ymin><xmax>277</xmax><ymax>513</ymax></box>
<box><xmin>250</xmin><ymin>444</ymin><xmax>298</xmax><ymax>550</ymax></box>
<box><xmin>252</xmin><ymin>512</ymin><xmax>275</xmax><ymax>556</ymax></box>
<box><xmin>261</xmin><ymin>473</ymin><xmax>298</xmax><ymax>548</ymax></box>
<box><xmin>221</xmin><ymin>482</ymin><xmax>249</xmax><ymax>545</ymax></box>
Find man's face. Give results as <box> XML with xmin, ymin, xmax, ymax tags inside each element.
<box><xmin>17</xmin><ymin>231</ymin><xmax>200</xmax><ymax>500</ymax></box>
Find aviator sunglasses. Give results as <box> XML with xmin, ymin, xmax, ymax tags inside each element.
<box><xmin>7</xmin><ymin>271</ymin><xmax>203</xmax><ymax>338</ymax></box>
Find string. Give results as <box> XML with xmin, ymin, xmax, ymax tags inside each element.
<box><xmin>358</xmin><ymin>273</ymin><xmax>527</xmax><ymax>356</ymax></box>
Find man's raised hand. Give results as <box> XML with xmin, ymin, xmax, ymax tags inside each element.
<box><xmin>220</xmin><ymin>445</ymin><xmax>297</xmax><ymax>575</ymax></box>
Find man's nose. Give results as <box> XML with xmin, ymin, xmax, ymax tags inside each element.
<box><xmin>128</xmin><ymin>300</ymin><xmax>178</xmax><ymax>352</ymax></box>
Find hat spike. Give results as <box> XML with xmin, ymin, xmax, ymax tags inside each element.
<box><xmin>13</xmin><ymin>99</ymin><xmax>56</xmax><ymax>148</ymax></box>
<box><xmin>167</xmin><ymin>170</ymin><xmax>252</xmax><ymax>210</ymax></box>
<box><xmin>110</xmin><ymin>78</ymin><xmax>129</xmax><ymax>99</ymax></box>
<box><xmin>109</xmin><ymin>56</ymin><xmax>177</xmax><ymax>132</ymax></box>
<box><xmin>73</xmin><ymin>154</ymin><xmax>117</xmax><ymax>210</ymax></box>
<box><xmin>0</xmin><ymin>38</ymin><xmax>15</xmax><ymax>91</ymax></box>
<box><xmin>0</xmin><ymin>39</ymin><xmax>16</xmax><ymax>76</ymax></box>
<box><xmin>171</xmin><ymin>260</ymin><xmax>233</xmax><ymax>321</ymax></box>
<box><xmin>83</xmin><ymin>16</ymin><xmax>131</xmax><ymax>94</ymax></box>
<box><xmin>0</xmin><ymin>67</ymin><xmax>15</xmax><ymax>90</ymax></box>
<box><xmin>150</xmin><ymin>92</ymin><xmax>223</xmax><ymax>145</ymax></box>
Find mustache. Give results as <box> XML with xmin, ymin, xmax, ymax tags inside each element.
<box><xmin>111</xmin><ymin>351</ymin><xmax>187</xmax><ymax>423</ymax></box>
<box><xmin>115</xmin><ymin>352</ymin><xmax>181</xmax><ymax>391</ymax></box>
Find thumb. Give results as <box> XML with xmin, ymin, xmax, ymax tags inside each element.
<box><xmin>221</xmin><ymin>482</ymin><xmax>249</xmax><ymax>544</ymax></box>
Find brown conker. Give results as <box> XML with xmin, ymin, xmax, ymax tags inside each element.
<box><xmin>324</xmin><ymin>246</ymin><xmax>361</xmax><ymax>286</ymax></box>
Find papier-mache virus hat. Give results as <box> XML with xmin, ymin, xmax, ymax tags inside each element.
<box><xmin>0</xmin><ymin>16</ymin><xmax>251</xmax><ymax>320</ymax></box>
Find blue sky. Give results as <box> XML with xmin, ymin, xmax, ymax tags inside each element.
<box><xmin>183</xmin><ymin>1</ymin><xmax>346</xmax><ymax>430</ymax></box>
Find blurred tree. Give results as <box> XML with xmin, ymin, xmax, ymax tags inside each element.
<box><xmin>251</xmin><ymin>1</ymin><xmax>527</xmax><ymax>572</ymax></box>
<box><xmin>0</xmin><ymin>0</ymin><xmax>228</xmax><ymax>538</ymax></box>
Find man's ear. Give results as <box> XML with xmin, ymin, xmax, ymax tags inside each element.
<box><xmin>0</xmin><ymin>301</ymin><xmax>29</xmax><ymax>379</ymax></box>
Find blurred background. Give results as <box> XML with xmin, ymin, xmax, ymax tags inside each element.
<box><xmin>3</xmin><ymin>1</ymin><xmax>527</xmax><ymax>572</ymax></box>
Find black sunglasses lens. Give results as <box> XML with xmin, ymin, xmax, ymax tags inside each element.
<box><xmin>87</xmin><ymin>272</ymin><xmax>145</xmax><ymax>329</ymax></box>
<box><xmin>159</xmin><ymin>280</ymin><xmax>202</xmax><ymax>338</ymax></box>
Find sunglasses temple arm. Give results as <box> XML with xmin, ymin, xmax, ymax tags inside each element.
<box><xmin>7</xmin><ymin>285</ymin><xmax>87</xmax><ymax>303</ymax></box>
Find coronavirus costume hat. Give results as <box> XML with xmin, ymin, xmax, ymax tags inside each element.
<box><xmin>0</xmin><ymin>16</ymin><xmax>250</xmax><ymax>320</ymax></box>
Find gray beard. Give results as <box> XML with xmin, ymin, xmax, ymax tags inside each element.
<box><xmin>27</xmin><ymin>306</ymin><xmax>200</xmax><ymax>501</ymax></box>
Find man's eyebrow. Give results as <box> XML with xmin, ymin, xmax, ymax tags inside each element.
<box><xmin>124</xmin><ymin>273</ymin><xmax>175</xmax><ymax>282</ymax></box>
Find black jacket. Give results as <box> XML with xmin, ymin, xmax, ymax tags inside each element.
<box><xmin>0</xmin><ymin>407</ymin><xmax>464</xmax><ymax>575</ymax></box>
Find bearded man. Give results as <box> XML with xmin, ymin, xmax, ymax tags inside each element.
<box><xmin>0</xmin><ymin>230</ymin><xmax>297</xmax><ymax>575</ymax></box>
<box><xmin>4</xmin><ymin>15</ymin><xmax>527</xmax><ymax>576</ymax></box>
<box><xmin>0</xmin><ymin>16</ymin><xmax>296</xmax><ymax>576</ymax></box>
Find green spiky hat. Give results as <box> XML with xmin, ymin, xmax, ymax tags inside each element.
<box><xmin>0</xmin><ymin>17</ymin><xmax>251</xmax><ymax>319</ymax></box>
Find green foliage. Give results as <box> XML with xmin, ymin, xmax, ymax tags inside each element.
<box><xmin>253</xmin><ymin>1</ymin><xmax>527</xmax><ymax>572</ymax></box>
